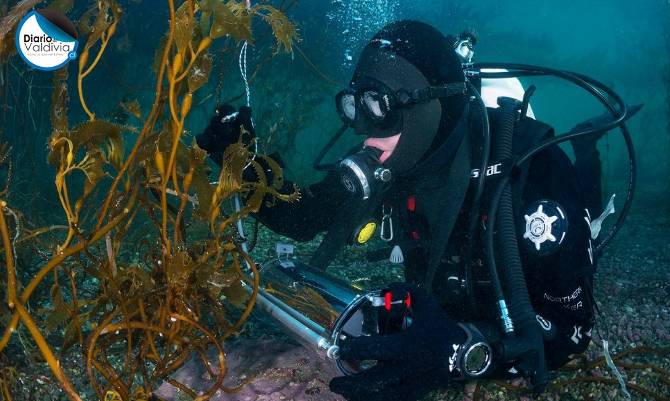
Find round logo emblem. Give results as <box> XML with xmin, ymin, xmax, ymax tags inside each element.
<box><xmin>341</xmin><ymin>175</ymin><xmax>356</xmax><ymax>193</ymax></box>
<box><xmin>15</xmin><ymin>10</ymin><xmax>78</xmax><ymax>71</ymax></box>
<box><xmin>521</xmin><ymin>200</ymin><xmax>569</xmax><ymax>255</ymax></box>
<box><xmin>530</xmin><ymin>218</ymin><xmax>546</xmax><ymax>236</ymax></box>
<box><xmin>523</xmin><ymin>204</ymin><xmax>558</xmax><ymax>251</ymax></box>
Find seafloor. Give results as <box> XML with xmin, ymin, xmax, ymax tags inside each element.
<box><xmin>5</xmin><ymin>192</ymin><xmax>670</xmax><ymax>401</ymax></box>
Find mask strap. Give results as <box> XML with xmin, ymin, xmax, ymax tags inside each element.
<box><xmin>398</xmin><ymin>82</ymin><xmax>467</xmax><ymax>105</ymax></box>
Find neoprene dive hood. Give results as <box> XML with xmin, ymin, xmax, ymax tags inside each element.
<box><xmin>340</xmin><ymin>20</ymin><xmax>469</xmax><ymax>175</ymax></box>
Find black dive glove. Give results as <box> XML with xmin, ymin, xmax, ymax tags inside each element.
<box><xmin>329</xmin><ymin>283</ymin><xmax>468</xmax><ymax>401</ymax></box>
<box><xmin>195</xmin><ymin>104</ymin><xmax>255</xmax><ymax>166</ymax></box>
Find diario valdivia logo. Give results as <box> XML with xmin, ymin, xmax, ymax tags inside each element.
<box><xmin>15</xmin><ymin>9</ymin><xmax>78</xmax><ymax>71</ymax></box>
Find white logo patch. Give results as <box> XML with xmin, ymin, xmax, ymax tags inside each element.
<box><xmin>571</xmin><ymin>325</ymin><xmax>583</xmax><ymax>344</ymax></box>
<box><xmin>523</xmin><ymin>204</ymin><xmax>558</xmax><ymax>251</ymax></box>
<box><xmin>536</xmin><ymin>315</ymin><xmax>552</xmax><ymax>331</ymax></box>
<box><xmin>15</xmin><ymin>11</ymin><xmax>78</xmax><ymax>71</ymax></box>
<box><xmin>471</xmin><ymin>163</ymin><xmax>502</xmax><ymax>178</ymax></box>
<box><xmin>448</xmin><ymin>343</ymin><xmax>459</xmax><ymax>372</ymax></box>
<box><xmin>584</xmin><ymin>194</ymin><xmax>616</xmax><ymax>240</ymax></box>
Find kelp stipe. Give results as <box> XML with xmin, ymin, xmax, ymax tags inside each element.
<box><xmin>0</xmin><ymin>1</ymin><xmax>299</xmax><ymax>400</ymax></box>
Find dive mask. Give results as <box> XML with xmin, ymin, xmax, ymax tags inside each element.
<box><xmin>335</xmin><ymin>79</ymin><xmax>467</xmax><ymax>133</ymax></box>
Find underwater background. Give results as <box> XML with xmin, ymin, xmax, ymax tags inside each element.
<box><xmin>0</xmin><ymin>0</ymin><xmax>668</xmax><ymax>401</ymax></box>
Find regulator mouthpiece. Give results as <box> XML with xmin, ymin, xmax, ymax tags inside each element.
<box><xmin>340</xmin><ymin>147</ymin><xmax>391</xmax><ymax>200</ymax></box>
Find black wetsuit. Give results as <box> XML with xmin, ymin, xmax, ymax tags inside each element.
<box><xmin>198</xmin><ymin>106</ymin><xmax>600</xmax><ymax>376</ymax></box>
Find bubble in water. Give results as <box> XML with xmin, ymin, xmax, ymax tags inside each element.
<box><xmin>328</xmin><ymin>0</ymin><xmax>400</xmax><ymax>67</ymax></box>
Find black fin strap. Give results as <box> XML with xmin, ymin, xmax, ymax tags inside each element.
<box><xmin>520</xmin><ymin>85</ymin><xmax>536</xmax><ymax>118</ymax></box>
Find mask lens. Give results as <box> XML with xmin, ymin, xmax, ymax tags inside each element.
<box><xmin>340</xmin><ymin>93</ymin><xmax>356</xmax><ymax>121</ymax></box>
<box><xmin>362</xmin><ymin>91</ymin><xmax>387</xmax><ymax>120</ymax></box>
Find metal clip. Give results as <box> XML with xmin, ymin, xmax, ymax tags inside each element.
<box><xmin>380</xmin><ymin>205</ymin><xmax>394</xmax><ymax>242</ymax></box>
<box><xmin>464</xmin><ymin>71</ymin><xmax>479</xmax><ymax>78</ymax></box>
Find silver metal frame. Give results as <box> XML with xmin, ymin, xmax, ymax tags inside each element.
<box><xmin>461</xmin><ymin>341</ymin><xmax>493</xmax><ymax>377</ymax></box>
<box><xmin>340</xmin><ymin>158</ymin><xmax>371</xmax><ymax>199</ymax></box>
<box><xmin>243</xmin><ymin>257</ymin><xmax>383</xmax><ymax>375</ymax></box>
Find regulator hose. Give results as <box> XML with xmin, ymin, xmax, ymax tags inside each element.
<box><xmin>313</xmin><ymin>124</ymin><xmax>349</xmax><ymax>172</ymax></box>
<box><xmin>486</xmin><ymin>97</ymin><xmax>549</xmax><ymax>391</ymax></box>
<box><xmin>462</xmin><ymin>80</ymin><xmax>492</xmax><ymax>317</ymax></box>
<box><xmin>472</xmin><ymin>63</ymin><xmax>636</xmax><ymax>256</ymax></box>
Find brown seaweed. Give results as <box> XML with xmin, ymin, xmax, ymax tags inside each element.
<box><xmin>0</xmin><ymin>1</ymin><xmax>300</xmax><ymax>400</ymax></box>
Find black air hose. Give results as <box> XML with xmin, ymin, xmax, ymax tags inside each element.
<box><xmin>463</xmin><ymin>81</ymin><xmax>492</xmax><ymax>317</ymax></box>
<box><xmin>474</xmin><ymin>64</ymin><xmax>636</xmax><ymax>255</ymax></box>
<box><xmin>490</xmin><ymin>98</ymin><xmax>536</xmax><ymax>329</ymax></box>
<box><xmin>489</xmin><ymin>97</ymin><xmax>548</xmax><ymax>391</ymax></box>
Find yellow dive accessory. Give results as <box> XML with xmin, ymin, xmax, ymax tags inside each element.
<box><xmin>353</xmin><ymin>220</ymin><xmax>377</xmax><ymax>245</ymax></box>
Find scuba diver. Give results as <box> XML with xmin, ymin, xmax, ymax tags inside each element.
<box><xmin>196</xmin><ymin>20</ymin><xmax>638</xmax><ymax>401</ymax></box>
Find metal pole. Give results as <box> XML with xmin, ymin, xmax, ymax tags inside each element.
<box><xmin>243</xmin><ymin>282</ymin><xmax>339</xmax><ymax>359</ymax></box>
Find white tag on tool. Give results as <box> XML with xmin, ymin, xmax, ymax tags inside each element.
<box><xmin>276</xmin><ymin>243</ymin><xmax>294</xmax><ymax>258</ymax></box>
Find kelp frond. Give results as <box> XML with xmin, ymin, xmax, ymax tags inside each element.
<box><xmin>0</xmin><ymin>1</ymin><xmax>300</xmax><ymax>400</ymax></box>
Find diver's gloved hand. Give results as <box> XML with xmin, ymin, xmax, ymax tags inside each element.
<box><xmin>195</xmin><ymin>104</ymin><xmax>255</xmax><ymax>166</ymax></box>
<box><xmin>329</xmin><ymin>283</ymin><xmax>467</xmax><ymax>401</ymax></box>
